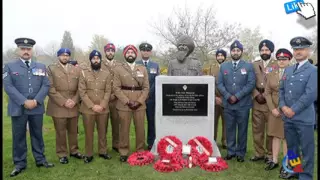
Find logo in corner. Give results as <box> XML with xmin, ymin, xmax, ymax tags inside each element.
<box><xmin>282</xmin><ymin>150</ymin><xmax>304</xmax><ymax>174</ymax></box>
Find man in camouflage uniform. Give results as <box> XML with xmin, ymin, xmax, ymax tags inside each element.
<box><xmin>167</xmin><ymin>35</ymin><xmax>202</xmax><ymax>76</ymax></box>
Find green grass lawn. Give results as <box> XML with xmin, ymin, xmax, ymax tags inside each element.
<box><xmin>2</xmin><ymin>96</ymin><xmax>318</xmax><ymax>180</ymax></box>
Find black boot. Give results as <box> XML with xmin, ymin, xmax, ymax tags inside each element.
<box><xmin>84</xmin><ymin>156</ymin><xmax>93</xmax><ymax>163</ymax></box>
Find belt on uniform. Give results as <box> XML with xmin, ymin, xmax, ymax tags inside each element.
<box><xmin>121</xmin><ymin>86</ymin><xmax>142</xmax><ymax>91</ymax></box>
<box><xmin>256</xmin><ymin>87</ymin><xmax>265</xmax><ymax>93</ymax></box>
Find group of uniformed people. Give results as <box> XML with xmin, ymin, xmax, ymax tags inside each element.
<box><xmin>4</xmin><ymin>38</ymin><xmax>159</xmax><ymax>177</ymax></box>
<box><xmin>4</xmin><ymin>35</ymin><xmax>317</xmax><ymax>180</ymax></box>
<box><xmin>209</xmin><ymin>37</ymin><xmax>317</xmax><ymax>180</ymax></box>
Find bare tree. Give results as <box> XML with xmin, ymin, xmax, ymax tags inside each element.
<box><xmin>3</xmin><ymin>48</ymin><xmax>18</xmax><ymax>63</ymax></box>
<box><xmin>88</xmin><ymin>34</ymin><xmax>109</xmax><ymax>53</ymax></box>
<box><xmin>43</xmin><ymin>41</ymin><xmax>60</xmax><ymax>60</ymax></box>
<box><xmin>74</xmin><ymin>46</ymin><xmax>88</xmax><ymax>63</ymax></box>
<box><xmin>309</xmin><ymin>27</ymin><xmax>317</xmax><ymax>55</ymax></box>
<box><xmin>239</xmin><ymin>26</ymin><xmax>264</xmax><ymax>61</ymax></box>
<box><xmin>149</xmin><ymin>4</ymin><xmax>241</xmax><ymax>63</ymax></box>
<box><xmin>156</xmin><ymin>47</ymin><xmax>177</xmax><ymax>67</ymax></box>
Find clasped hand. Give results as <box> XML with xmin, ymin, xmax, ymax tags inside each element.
<box><xmin>127</xmin><ymin>100</ymin><xmax>141</xmax><ymax>110</ymax></box>
<box><xmin>92</xmin><ymin>105</ymin><xmax>104</xmax><ymax>113</ymax></box>
<box><xmin>227</xmin><ymin>95</ymin><xmax>239</xmax><ymax>104</ymax></box>
<box><xmin>215</xmin><ymin>97</ymin><xmax>222</xmax><ymax>106</ymax></box>
<box><xmin>24</xmin><ymin>100</ymin><xmax>37</xmax><ymax>109</ymax></box>
<box><xmin>255</xmin><ymin>94</ymin><xmax>266</xmax><ymax>104</ymax></box>
<box><xmin>64</xmin><ymin>99</ymin><xmax>76</xmax><ymax>109</ymax></box>
<box><xmin>281</xmin><ymin>106</ymin><xmax>295</xmax><ymax>118</ymax></box>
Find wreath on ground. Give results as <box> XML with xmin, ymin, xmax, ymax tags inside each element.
<box><xmin>199</xmin><ymin>156</ymin><xmax>229</xmax><ymax>172</ymax></box>
<box><xmin>157</xmin><ymin>135</ymin><xmax>183</xmax><ymax>160</ymax></box>
<box><xmin>154</xmin><ymin>136</ymin><xmax>184</xmax><ymax>172</ymax></box>
<box><xmin>153</xmin><ymin>158</ymin><xmax>184</xmax><ymax>173</ymax></box>
<box><xmin>127</xmin><ymin>151</ymin><xmax>154</xmax><ymax>166</ymax></box>
<box><xmin>187</xmin><ymin>136</ymin><xmax>213</xmax><ymax>166</ymax></box>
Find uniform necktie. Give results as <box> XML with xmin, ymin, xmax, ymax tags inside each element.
<box><xmin>294</xmin><ymin>63</ymin><xmax>299</xmax><ymax>72</ymax></box>
<box><xmin>279</xmin><ymin>69</ymin><xmax>284</xmax><ymax>79</ymax></box>
<box><xmin>144</xmin><ymin>61</ymin><xmax>147</xmax><ymax>67</ymax></box>
<box><xmin>233</xmin><ymin>62</ymin><xmax>237</xmax><ymax>69</ymax></box>
<box><xmin>25</xmin><ymin>61</ymin><xmax>30</xmax><ymax>68</ymax></box>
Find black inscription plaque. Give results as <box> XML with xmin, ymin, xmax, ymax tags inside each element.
<box><xmin>162</xmin><ymin>84</ymin><xmax>208</xmax><ymax>116</ymax></box>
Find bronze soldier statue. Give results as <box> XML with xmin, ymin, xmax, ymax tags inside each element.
<box><xmin>167</xmin><ymin>35</ymin><xmax>202</xmax><ymax>76</ymax></box>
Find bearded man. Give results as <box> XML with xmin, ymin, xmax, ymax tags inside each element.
<box><xmin>167</xmin><ymin>35</ymin><xmax>202</xmax><ymax>76</ymax></box>
<box><xmin>112</xmin><ymin>45</ymin><xmax>150</xmax><ymax>162</ymax></box>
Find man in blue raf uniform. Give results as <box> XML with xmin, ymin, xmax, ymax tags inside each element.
<box><xmin>217</xmin><ymin>40</ymin><xmax>256</xmax><ymax>162</ymax></box>
<box><xmin>279</xmin><ymin>37</ymin><xmax>317</xmax><ymax>180</ymax></box>
<box><xmin>3</xmin><ymin>38</ymin><xmax>54</xmax><ymax>177</ymax></box>
<box><xmin>136</xmin><ymin>42</ymin><xmax>160</xmax><ymax>150</ymax></box>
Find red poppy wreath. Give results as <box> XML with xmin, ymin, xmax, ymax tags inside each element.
<box><xmin>154</xmin><ymin>136</ymin><xmax>185</xmax><ymax>172</ymax></box>
<box><xmin>187</xmin><ymin>136</ymin><xmax>213</xmax><ymax>166</ymax></box>
<box><xmin>153</xmin><ymin>158</ymin><xmax>184</xmax><ymax>173</ymax></box>
<box><xmin>199</xmin><ymin>156</ymin><xmax>228</xmax><ymax>172</ymax></box>
<box><xmin>127</xmin><ymin>151</ymin><xmax>155</xmax><ymax>166</ymax></box>
<box><xmin>157</xmin><ymin>135</ymin><xmax>183</xmax><ymax>160</ymax></box>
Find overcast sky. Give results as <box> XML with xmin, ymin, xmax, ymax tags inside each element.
<box><xmin>3</xmin><ymin>0</ymin><xmax>318</xmax><ymax>53</ymax></box>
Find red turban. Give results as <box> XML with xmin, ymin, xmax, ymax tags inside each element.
<box><xmin>104</xmin><ymin>43</ymin><xmax>116</xmax><ymax>52</ymax></box>
<box><xmin>123</xmin><ymin>45</ymin><xmax>138</xmax><ymax>56</ymax></box>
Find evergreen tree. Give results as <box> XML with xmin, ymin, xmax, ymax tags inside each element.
<box><xmin>60</xmin><ymin>31</ymin><xmax>75</xmax><ymax>59</ymax></box>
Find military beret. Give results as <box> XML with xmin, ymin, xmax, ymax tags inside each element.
<box><xmin>14</xmin><ymin>38</ymin><xmax>36</xmax><ymax>48</ymax></box>
<box><xmin>275</xmin><ymin>48</ymin><xmax>293</xmax><ymax>60</ymax></box>
<box><xmin>123</xmin><ymin>45</ymin><xmax>138</xmax><ymax>56</ymax></box>
<box><xmin>139</xmin><ymin>43</ymin><xmax>153</xmax><ymax>51</ymax></box>
<box><xmin>216</xmin><ymin>49</ymin><xmax>227</xmax><ymax>58</ymax></box>
<box><xmin>104</xmin><ymin>43</ymin><xmax>116</xmax><ymax>52</ymax></box>
<box><xmin>89</xmin><ymin>50</ymin><xmax>102</xmax><ymax>60</ymax></box>
<box><xmin>230</xmin><ymin>40</ymin><xmax>243</xmax><ymax>51</ymax></box>
<box><xmin>290</xmin><ymin>36</ymin><xmax>312</xmax><ymax>49</ymax></box>
<box><xmin>57</xmin><ymin>48</ymin><xmax>71</xmax><ymax>57</ymax></box>
<box><xmin>259</xmin><ymin>39</ymin><xmax>274</xmax><ymax>53</ymax></box>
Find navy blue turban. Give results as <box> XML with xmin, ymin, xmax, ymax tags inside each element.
<box><xmin>57</xmin><ymin>48</ymin><xmax>71</xmax><ymax>57</ymax></box>
<box><xmin>89</xmin><ymin>50</ymin><xmax>102</xmax><ymax>60</ymax></box>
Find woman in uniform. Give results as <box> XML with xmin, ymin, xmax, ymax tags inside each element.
<box><xmin>264</xmin><ymin>48</ymin><xmax>292</xmax><ymax>171</ymax></box>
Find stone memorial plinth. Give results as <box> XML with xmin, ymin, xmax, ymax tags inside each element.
<box><xmin>151</xmin><ymin>76</ymin><xmax>221</xmax><ymax>157</ymax></box>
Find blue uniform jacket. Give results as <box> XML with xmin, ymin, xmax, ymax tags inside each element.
<box><xmin>217</xmin><ymin>60</ymin><xmax>256</xmax><ymax>110</ymax></box>
<box><xmin>3</xmin><ymin>59</ymin><xmax>50</xmax><ymax>116</ymax></box>
<box><xmin>279</xmin><ymin>61</ymin><xmax>317</xmax><ymax>125</ymax></box>
<box><xmin>136</xmin><ymin>60</ymin><xmax>160</xmax><ymax>102</ymax></box>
